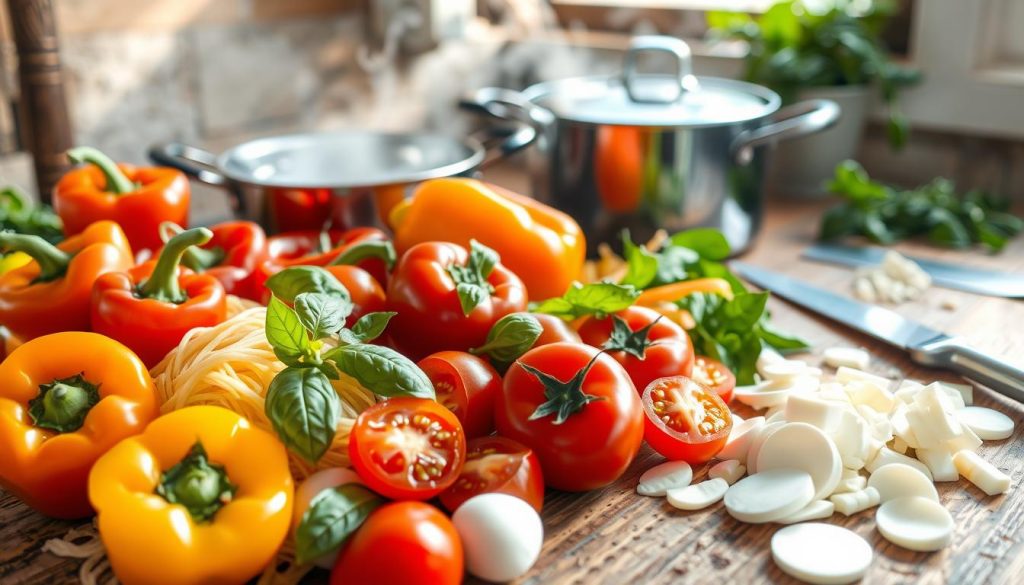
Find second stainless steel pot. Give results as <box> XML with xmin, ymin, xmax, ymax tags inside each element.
<box><xmin>467</xmin><ymin>36</ymin><xmax>841</xmax><ymax>255</ymax></box>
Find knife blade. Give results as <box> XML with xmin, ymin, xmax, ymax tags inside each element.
<box><xmin>732</xmin><ymin>261</ymin><xmax>1024</xmax><ymax>403</ymax></box>
<box><xmin>803</xmin><ymin>243</ymin><xmax>1024</xmax><ymax>298</ymax></box>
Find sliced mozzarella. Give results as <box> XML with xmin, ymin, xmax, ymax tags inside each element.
<box><xmin>716</xmin><ymin>416</ymin><xmax>766</xmax><ymax>464</ymax></box>
<box><xmin>771</xmin><ymin>523</ymin><xmax>873</xmax><ymax>585</ymax></box>
<box><xmin>952</xmin><ymin>450</ymin><xmax>1011</xmax><ymax>496</ymax></box>
<box><xmin>823</xmin><ymin>347</ymin><xmax>870</xmax><ymax>371</ymax></box>
<box><xmin>785</xmin><ymin>394</ymin><xmax>843</xmax><ymax>432</ymax></box>
<box><xmin>867</xmin><ymin>463</ymin><xmax>939</xmax><ymax>503</ymax></box>
<box><xmin>913</xmin><ymin>385</ymin><xmax>963</xmax><ymax>441</ymax></box>
<box><xmin>894</xmin><ymin>379</ymin><xmax>924</xmax><ymax>404</ymax></box>
<box><xmin>765</xmin><ymin>407</ymin><xmax>788</xmax><ymax>424</ymax></box>
<box><xmin>708</xmin><ymin>459</ymin><xmax>746</xmax><ymax>485</ymax></box>
<box><xmin>734</xmin><ymin>382</ymin><xmax>791</xmax><ymax>410</ymax></box>
<box><xmin>855</xmin><ymin>405</ymin><xmax>893</xmax><ymax>442</ymax></box>
<box><xmin>845</xmin><ymin>381</ymin><xmax>897</xmax><ymax>414</ymax></box>
<box><xmin>666</xmin><ymin>478</ymin><xmax>729</xmax><ymax>511</ymax></box>
<box><xmin>776</xmin><ymin>500</ymin><xmax>835</xmax><ymax>525</ymax></box>
<box><xmin>875</xmin><ymin>496</ymin><xmax>953</xmax><ymax>552</ymax></box>
<box><xmin>830</xmin><ymin>487</ymin><xmax>880</xmax><ymax>516</ymax></box>
<box><xmin>757</xmin><ymin>346</ymin><xmax>786</xmax><ymax>372</ymax></box>
<box><xmin>636</xmin><ymin>461</ymin><xmax>693</xmax><ymax>497</ymax></box>
<box><xmin>760</xmin><ymin>360</ymin><xmax>813</xmax><ymax>382</ymax></box>
<box><xmin>890</xmin><ymin>407</ymin><xmax>921</xmax><ymax>449</ymax></box>
<box><xmin>835</xmin><ymin>367</ymin><xmax>892</xmax><ymax>390</ymax></box>
<box><xmin>829</xmin><ymin>409</ymin><xmax>871</xmax><ymax>471</ymax></box>
<box><xmin>942</xmin><ymin>382</ymin><xmax>973</xmax><ymax>406</ymax></box>
<box><xmin>957</xmin><ymin>406</ymin><xmax>1014</xmax><ymax>441</ymax></box>
<box><xmin>756</xmin><ymin>422</ymin><xmax>842</xmax><ymax>501</ymax></box>
<box><xmin>724</xmin><ymin>469</ymin><xmax>815</xmax><ymax>524</ymax></box>
<box><xmin>745</xmin><ymin>421</ymin><xmax>785</xmax><ymax>474</ymax></box>
<box><xmin>866</xmin><ymin>447</ymin><xmax>933</xmax><ymax>481</ymax></box>
<box><xmin>945</xmin><ymin>423</ymin><xmax>983</xmax><ymax>454</ymax></box>
<box><xmin>915</xmin><ymin>448</ymin><xmax>959</xmax><ymax>482</ymax></box>
<box><xmin>891</xmin><ymin>436</ymin><xmax>908</xmax><ymax>454</ymax></box>
<box><xmin>831</xmin><ymin>474</ymin><xmax>867</xmax><ymax>496</ymax></box>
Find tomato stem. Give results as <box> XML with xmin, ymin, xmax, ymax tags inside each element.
<box><xmin>519</xmin><ymin>350</ymin><xmax>606</xmax><ymax>424</ymax></box>
<box><xmin>602</xmin><ymin>314</ymin><xmax>661</xmax><ymax>360</ymax></box>
<box><xmin>155</xmin><ymin>441</ymin><xmax>236</xmax><ymax>523</ymax></box>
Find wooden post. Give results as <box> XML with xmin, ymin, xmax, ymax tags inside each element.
<box><xmin>6</xmin><ymin>0</ymin><xmax>71</xmax><ymax>202</ymax></box>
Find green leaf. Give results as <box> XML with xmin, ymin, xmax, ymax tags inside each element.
<box><xmin>470</xmin><ymin>313</ymin><xmax>543</xmax><ymax>367</ymax></box>
<box><xmin>455</xmin><ymin>283</ymin><xmax>490</xmax><ymax>316</ymax></box>
<box><xmin>669</xmin><ymin>228</ymin><xmax>731</xmax><ymax>260</ymax></box>
<box><xmin>469</xmin><ymin>239</ymin><xmax>499</xmax><ymax>279</ymax></box>
<box><xmin>346</xmin><ymin>311</ymin><xmax>396</xmax><ymax>343</ymax></box>
<box><xmin>264</xmin><ymin>367</ymin><xmax>341</xmax><ymax>463</ymax></box>
<box><xmin>295</xmin><ymin>483</ymin><xmax>384</xmax><ymax>565</ymax></box>
<box><xmin>619</xmin><ymin>233</ymin><xmax>658</xmax><ymax>289</ymax></box>
<box><xmin>533</xmin><ymin>282</ymin><xmax>640</xmax><ymax>320</ymax></box>
<box><xmin>329</xmin><ymin>343</ymin><xmax>435</xmax><ymax>399</ymax></box>
<box><xmin>266</xmin><ymin>295</ymin><xmax>311</xmax><ymax>366</ymax></box>
<box><xmin>265</xmin><ymin>266</ymin><xmax>351</xmax><ymax>304</ymax></box>
<box><xmin>294</xmin><ymin>293</ymin><xmax>350</xmax><ymax>339</ymax></box>
<box><xmin>447</xmin><ymin>240</ymin><xmax>500</xmax><ymax>316</ymax></box>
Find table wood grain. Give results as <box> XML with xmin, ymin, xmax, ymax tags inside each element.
<box><xmin>3</xmin><ymin>198</ymin><xmax>1023</xmax><ymax>585</ymax></box>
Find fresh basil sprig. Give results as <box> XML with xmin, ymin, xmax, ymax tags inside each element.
<box><xmin>618</xmin><ymin>229</ymin><xmax>742</xmax><ymax>292</ymax></box>
<box><xmin>470</xmin><ymin>313</ymin><xmax>543</xmax><ymax>371</ymax></box>
<box><xmin>265</xmin><ymin>367</ymin><xmax>341</xmax><ymax>463</ymax></box>
<box><xmin>446</xmin><ymin>239</ymin><xmax>500</xmax><ymax>316</ymax></box>
<box><xmin>532</xmin><ymin>282</ymin><xmax>640</xmax><ymax>320</ymax></box>
<box><xmin>296</xmin><ymin>483</ymin><xmax>384</xmax><ymax>565</ymax></box>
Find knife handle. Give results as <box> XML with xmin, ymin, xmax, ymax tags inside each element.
<box><xmin>913</xmin><ymin>337</ymin><xmax>1024</xmax><ymax>404</ymax></box>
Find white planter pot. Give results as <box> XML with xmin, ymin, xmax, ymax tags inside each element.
<box><xmin>766</xmin><ymin>85</ymin><xmax>871</xmax><ymax>197</ymax></box>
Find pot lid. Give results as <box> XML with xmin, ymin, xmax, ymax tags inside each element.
<box><xmin>219</xmin><ymin>131</ymin><xmax>483</xmax><ymax>189</ymax></box>
<box><xmin>525</xmin><ymin>36</ymin><xmax>780</xmax><ymax>128</ymax></box>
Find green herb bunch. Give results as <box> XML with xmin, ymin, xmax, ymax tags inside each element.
<box><xmin>0</xmin><ymin>187</ymin><xmax>63</xmax><ymax>245</ymax></box>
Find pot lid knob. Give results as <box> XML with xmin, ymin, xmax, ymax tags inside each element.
<box><xmin>622</xmin><ymin>35</ymin><xmax>700</xmax><ymax>104</ymax></box>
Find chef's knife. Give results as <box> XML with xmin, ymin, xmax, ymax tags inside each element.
<box><xmin>803</xmin><ymin>242</ymin><xmax>1024</xmax><ymax>298</ymax></box>
<box><xmin>732</xmin><ymin>261</ymin><xmax>1024</xmax><ymax>404</ymax></box>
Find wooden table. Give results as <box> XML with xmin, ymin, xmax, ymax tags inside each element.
<box><xmin>3</xmin><ymin>198</ymin><xmax>1023</xmax><ymax>585</ymax></box>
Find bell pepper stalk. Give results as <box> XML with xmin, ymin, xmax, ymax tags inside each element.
<box><xmin>158</xmin><ymin>221</ymin><xmax>268</xmax><ymax>300</ymax></box>
<box><xmin>0</xmin><ymin>220</ymin><xmax>134</xmax><ymax>340</ymax></box>
<box><xmin>0</xmin><ymin>332</ymin><xmax>159</xmax><ymax>519</ymax></box>
<box><xmin>54</xmin><ymin>146</ymin><xmax>190</xmax><ymax>252</ymax></box>
<box><xmin>88</xmin><ymin>406</ymin><xmax>293</xmax><ymax>584</ymax></box>
<box><xmin>91</xmin><ymin>227</ymin><xmax>228</xmax><ymax>368</ymax></box>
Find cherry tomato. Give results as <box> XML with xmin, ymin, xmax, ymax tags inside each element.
<box><xmin>578</xmin><ymin>306</ymin><xmax>694</xmax><ymax>395</ymax></box>
<box><xmin>642</xmin><ymin>376</ymin><xmax>732</xmax><ymax>464</ymax></box>
<box><xmin>417</xmin><ymin>351</ymin><xmax>501</xmax><ymax>439</ymax></box>
<box><xmin>439</xmin><ymin>436</ymin><xmax>544</xmax><ymax>514</ymax></box>
<box><xmin>325</xmin><ymin>265</ymin><xmax>386</xmax><ymax>327</ymax></box>
<box><xmin>531</xmin><ymin>312</ymin><xmax>582</xmax><ymax>346</ymax></box>
<box><xmin>331</xmin><ymin>501</ymin><xmax>463</xmax><ymax>585</ymax></box>
<box><xmin>496</xmin><ymin>342</ymin><xmax>643</xmax><ymax>492</ymax></box>
<box><xmin>386</xmin><ymin>241</ymin><xmax>528</xmax><ymax>360</ymax></box>
<box><xmin>349</xmin><ymin>398</ymin><xmax>466</xmax><ymax>501</ymax></box>
<box><xmin>692</xmin><ymin>356</ymin><xmax>737</xmax><ymax>404</ymax></box>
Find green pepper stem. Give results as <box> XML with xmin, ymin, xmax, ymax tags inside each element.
<box><xmin>139</xmin><ymin>227</ymin><xmax>213</xmax><ymax>303</ymax></box>
<box><xmin>155</xmin><ymin>442</ymin><xmax>237</xmax><ymax>523</ymax></box>
<box><xmin>27</xmin><ymin>373</ymin><xmax>100</xmax><ymax>433</ymax></box>
<box><xmin>67</xmin><ymin>146</ymin><xmax>136</xmax><ymax>195</ymax></box>
<box><xmin>328</xmin><ymin>240</ymin><xmax>396</xmax><ymax>270</ymax></box>
<box><xmin>0</xmin><ymin>232</ymin><xmax>71</xmax><ymax>281</ymax></box>
<box><xmin>159</xmin><ymin>222</ymin><xmax>225</xmax><ymax>272</ymax></box>
<box><xmin>0</xmin><ymin>186</ymin><xmax>31</xmax><ymax>211</ymax></box>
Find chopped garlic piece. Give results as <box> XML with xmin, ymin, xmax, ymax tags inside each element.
<box><xmin>831</xmin><ymin>487</ymin><xmax>880</xmax><ymax>516</ymax></box>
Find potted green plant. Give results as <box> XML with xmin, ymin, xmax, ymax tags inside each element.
<box><xmin>708</xmin><ymin>0</ymin><xmax>919</xmax><ymax>197</ymax></box>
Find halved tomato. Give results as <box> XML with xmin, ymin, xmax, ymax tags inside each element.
<box><xmin>642</xmin><ymin>376</ymin><xmax>732</xmax><ymax>464</ymax></box>
<box><xmin>691</xmin><ymin>356</ymin><xmax>737</xmax><ymax>404</ymax></box>
<box><xmin>417</xmin><ymin>351</ymin><xmax>501</xmax><ymax>439</ymax></box>
<box><xmin>348</xmin><ymin>398</ymin><xmax>466</xmax><ymax>500</ymax></box>
<box><xmin>439</xmin><ymin>436</ymin><xmax>544</xmax><ymax>514</ymax></box>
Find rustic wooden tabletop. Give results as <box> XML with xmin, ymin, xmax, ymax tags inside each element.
<box><xmin>2</xmin><ymin>197</ymin><xmax>1023</xmax><ymax>585</ymax></box>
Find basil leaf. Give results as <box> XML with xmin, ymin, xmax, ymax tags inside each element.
<box><xmin>294</xmin><ymin>293</ymin><xmax>351</xmax><ymax>339</ymax></box>
<box><xmin>455</xmin><ymin>282</ymin><xmax>489</xmax><ymax>316</ymax></box>
<box><xmin>533</xmin><ymin>282</ymin><xmax>640</xmax><ymax>320</ymax></box>
<box><xmin>469</xmin><ymin>239</ymin><xmax>499</xmax><ymax>279</ymax></box>
<box><xmin>266</xmin><ymin>296</ymin><xmax>310</xmax><ymax>366</ymax></box>
<box><xmin>329</xmin><ymin>343</ymin><xmax>435</xmax><ymax>399</ymax></box>
<box><xmin>471</xmin><ymin>313</ymin><xmax>542</xmax><ymax>366</ymax></box>
<box><xmin>346</xmin><ymin>311</ymin><xmax>396</xmax><ymax>343</ymax></box>
<box><xmin>669</xmin><ymin>228</ymin><xmax>731</xmax><ymax>261</ymax></box>
<box><xmin>619</xmin><ymin>233</ymin><xmax>658</xmax><ymax>289</ymax></box>
<box><xmin>447</xmin><ymin>240</ymin><xmax>500</xmax><ymax>316</ymax></box>
<box><xmin>266</xmin><ymin>266</ymin><xmax>351</xmax><ymax>304</ymax></box>
<box><xmin>264</xmin><ymin>367</ymin><xmax>340</xmax><ymax>463</ymax></box>
<box><xmin>296</xmin><ymin>483</ymin><xmax>384</xmax><ymax>566</ymax></box>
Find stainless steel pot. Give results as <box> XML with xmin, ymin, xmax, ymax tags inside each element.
<box><xmin>149</xmin><ymin>128</ymin><xmax>534</xmax><ymax>233</ymax></box>
<box><xmin>466</xmin><ymin>35</ymin><xmax>841</xmax><ymax>254</ymax></box>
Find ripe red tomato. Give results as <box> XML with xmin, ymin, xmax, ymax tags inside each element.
<box><xmin>642</xmin><ymin>376</ymin><xmax>732</xmax><ymax>464</ymax></box>
<box><xmin>496</xmin><ymin>342</ymin><xmax>643</xmax><ymax>492</ymax></box>
<box><xmin>531</xmin><ymin>312</ymin><xmax>582</xmax><ymax>346</ymax></box>
<box><xmin>692</xmin><ymin>356</ymin><xmax>737</xmax><ymax>404</ymax></box>
<box><xmin>330</xmin><ymin>501</ymin><xmax>463</xmax><ymax>585</ymax></box>
<box><xmin>386</xmin><ymin>241</ymin><xmax>527</xmax><ymax>360</ymax></box>
<box><xmin>578</xmin><ymin>306</ymin><xmax>694</xmax><ymax>395</ymax></box>
<box><xmin>325</xmin><ymin>265</ymin><xmax>386</xmax><ymax>328</ymax></box>
<box><xmin>349</xmin><ymin>398</ymin><xmax>466</xmax><ymax>500</ymax></box>
<box><xmin>417</xmin><ymin>351</ymin><xmax>501</xmax><ymax>439</ymax></box>
<box><xmin>439</xmin><ymin>436</ymin><xmax>544</xmax><ymax>514</ymax></box>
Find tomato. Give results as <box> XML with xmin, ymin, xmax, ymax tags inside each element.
<box><xmin>325</xmin><ymin>265</ymin><xmax>386</xmax><ymax>327</ymax></box>
<box><xmin>417</xmin><ymin>351</ymin><xmax>501</xmax><ymax>439</ymax></box>
<box><xmin>331</xmin><ymin>501</ymin><xmax>463</xmax><ymax>585</ymax></box>
<box><xmin>578</xmin><ymin>306</ymin><xmax>694</xmax><ymax>395</ymax></box>
<box><xmin>386</xmin><ymin>241</ymin><xmax>528</xmax><ymax>360</ymax></box>
<box><xmin>531</xmin><ymin>312</ymin><xmax>582</xmax><ymax>346</ymax></box>
<box><xmin>439</xmin><ymin>436</ymin><xmax>544</xmax><ymax>514</ymax></box>
<box><xmin>692</xmin><ymin>356</ymin><xmax>737</xmax><ymax>404</ymax></box>
<box><xmin>495</xmin><ymin>343</ymin><xmax>644</xmax><ymax>492</ymax></box>
<box><xmin>349</xmin><ymin>398</ymin><xmax>466</xmax><ymax>500</ymax></box>
<box><xmin>642</xmin><ymin>376</ymin><xmax>732</xmax><ymax>464</ymax></box>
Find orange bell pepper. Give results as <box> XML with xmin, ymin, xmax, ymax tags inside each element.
<box><xmin>391</xmin><ymin>178</ymin><xmax>586</xmax><ymax>301</ymax></box>
<box><xmin>636</xmin><ymin>278</ymin><xmax>735</xmax><ymax>331</ymax></box>
<box><xmin>89</xmin><ymin>405</ymin><xmax>293</xmax><ymax>585</ymax></box>
<box><xmin>54</xmin><ymin>146</ymin><xmax>189</xmax><ymax>253</ymax></box>
<box><xmin>0</xmin><ymin>332</ymin><xmax>158</xmax><ymax>519</ymax></box>
<box><xmin>0</xmin><ymin>220</ymin><xmax>133</xmax><ymax>340</ymax></box>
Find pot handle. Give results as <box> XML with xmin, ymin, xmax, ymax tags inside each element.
<box><xmin>459</xmin><ymin>87</ymin><xmax>551</xmax><ymax>167</ymax></box>
<box><xmin>623</xmin><ymin>35</ymin><xmax>700</xmax><ymax>103</ymax></box>
<box><xmin>730</xmin><ymin>99</ymin><xmax>841</xmax><ymax>165</ymax></box>
<box><xmin>148</xmin><ymin>142</ymin><xmax>230</xmax><ymax>187</ymax></box>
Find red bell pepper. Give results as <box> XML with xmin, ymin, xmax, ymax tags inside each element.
<box><xmin>159</xmin><ymin>221</ymin><xmax>268</xmax><ymax>301</ymax></box>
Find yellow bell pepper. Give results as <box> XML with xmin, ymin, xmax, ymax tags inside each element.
<box><xmin>0</xmin><ymin>251</ymin><xmax>30</xmax><ymax>276</ymax></box>
<box><xmin>89</xmin><ymin>405</ymin><xmax>293</xmax><ymax>585</ymax></box>
<box><xmin>391</xmin><ymin>178</ymin><xmax>586</xmax><ymax>300</ymax></box>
